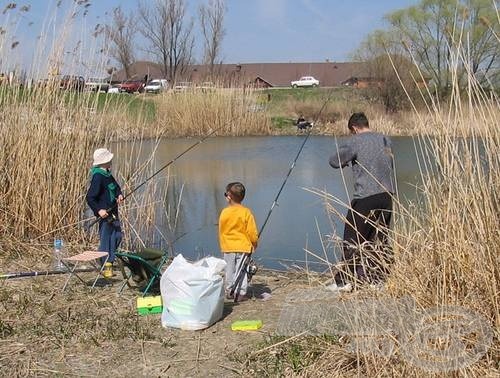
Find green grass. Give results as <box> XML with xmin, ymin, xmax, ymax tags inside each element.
<box><xmin>270</xmin><ymin>115</ymin><xmax>295</xmax><ymax>129</ymax></box>
<box><xmin>259</xmin><ymin>87</ymin><xmax>355</xmax><ymax>104</ymax></box>
<box><xmin>94</xmin><ymin>93</ymin><xmax>156</xmax><ymax>121</ymax></box>
<box><xmin>257</xmin><ymin>86</ymin><xmax>368</xmax><ymax>123</ymax></box>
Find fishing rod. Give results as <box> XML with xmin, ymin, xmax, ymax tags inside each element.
<box><xmin>229</xmin><ymin>128</ymin><xmax>313</xmax><ymax>300</ymax></box>
<box><xmin>230</xmin><ymin>90</ymin><xmax>336</xmax><ymax>301</ymax></box>
<box><xmin>88</xmin><ymin>113</ymin><xmax>245</xmax><ymax>229</ymax></box>
<box><xmin>1</xmin><ymin>267</ymin><xmax>94</xmax><ymax>280</ymax></box>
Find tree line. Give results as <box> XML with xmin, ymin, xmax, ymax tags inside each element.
<box><xmin>105</xmin><ymin>0</ymin><xmax>226</xmax><ymax>83</ymax></box>
<box><xmin>353</xmin><ymin>0</ymin><xmax>499</xmax><ymax>111</ymax></box>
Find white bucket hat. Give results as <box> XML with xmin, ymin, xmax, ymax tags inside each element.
<box><xmin>93</xmin><ymin>148</ymin><xmax>114</xmax><ymax>166</ymax></box>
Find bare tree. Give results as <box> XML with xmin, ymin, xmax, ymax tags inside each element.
<box><xmin>199</xmin><ymin>0</ymin><xmax>226</xmax><ymax>76</ymax></box>
<box><xmin>138</xmin><ymin>0</ymin><xmax>194</xmax><ymax>83</ymax></box>
<box><xmin>105</xmin><ymin>7</ymin><xmax>137</xmax><ymax>80</ymax></box>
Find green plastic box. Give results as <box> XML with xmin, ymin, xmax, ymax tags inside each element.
<box><xmin>137</xmin><ymin>296</ymin><xmax>163</xmax><ymax>316</ymax></box>
<box><xmin>231</xmin><ymin>319</ymin><xmax>263</xmax><ymax>331</ymax></box>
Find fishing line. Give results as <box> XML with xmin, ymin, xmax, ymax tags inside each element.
<box><xmin>88</xmin><ymin>111</ymin><xmax>248</xmax><ymax>229</ymax></box>
<box><xmin>230</xmin><ymin>88</ymin><xmax>337</xmax><ymax>300</ymax></box>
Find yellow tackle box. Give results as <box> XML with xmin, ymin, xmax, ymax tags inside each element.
<box><xmin>136</xmin><ymin>296</ymin><xmax>163</xmax><ymax>316</ymax></box>
<box><xmin>231</xmin><ymin>320</ymin><xmax>263</xmax><ymax>331</ymax></box>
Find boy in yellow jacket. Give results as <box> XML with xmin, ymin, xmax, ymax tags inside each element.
<box><xmin>219</xmin><ymin>182</ymin><xmax>258</xmax><ymax>301</ymax></box>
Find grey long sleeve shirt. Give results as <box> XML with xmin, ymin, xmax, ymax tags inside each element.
<box><xmin>329</xmin><ymin>132</ymin><xmax>395</xmax><ymax>199</ymax></box>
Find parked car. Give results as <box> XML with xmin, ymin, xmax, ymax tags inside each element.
<box><xmin>173</xmin><ymin>82</ymin><xmax>191</xmax><ymax>93</ymax></box>
<box><xmin>85</xmin><ymin>78</ymin><xmax>110</xmax><ymax>93</ymax></box>
<box><xmin>120</xmin><ymin>80</ymin><xmax>145</xmax><ymax>94</ymax></box>
<box><xmin>291</xmin><ymin>76</ymin><xmax>319</xmax><ymax>88</ymax></box>
<box><xmin>107</xmin><ymin>84</ymin><xmax>122</xmax><ymax>94</ymax></box>
<box><xmin>144</xmin><ymin>79</ymin><xmax>168</xmax><ymax>93</ymax></box>
<box><xmin>199</xmin><ymin>81</ymin><xmax>215</xmax><ymax>93</ymax></box>
<box><xmin>60</xmin><ymin>75</ymin><xmax>85</xmax><ymax>91</ymax></box>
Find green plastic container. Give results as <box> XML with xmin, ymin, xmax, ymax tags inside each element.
<box><xmin>231</xmin><ymin>319</ymin><xmax>263</xmax><ymax>331</ymax></box>
<box><xmin>137</xmin><ymin>296</ymin><xmax>163</xmax><ymax>316</ymax></box>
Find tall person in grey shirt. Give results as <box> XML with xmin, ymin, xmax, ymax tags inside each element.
<box><xmin>329</xmin><ymin>112</ymin><xmax>395</xmax><ymax>291</ymax></box>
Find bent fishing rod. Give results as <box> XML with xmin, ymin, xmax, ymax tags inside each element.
<box><xmin>230</xmin><ymin>90</ymin><xmax>336</xmax><ymax>301</ymax></box>
<box><xmin>88</xmin><ymin>114</ymin><xmax>245</xmax><ymax>229</ymax></box>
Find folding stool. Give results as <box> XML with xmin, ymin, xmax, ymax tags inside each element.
<box><xmin>61</xmin><ymin>251</ymin><xmax>109</xmax><ymax>291</ymax></box>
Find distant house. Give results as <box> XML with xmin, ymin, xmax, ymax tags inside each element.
<box><xmin>252</xmin><ymin>76</ymin><xmax>273</xmax><ymax>88</ymax></box>
<box><xmin>110</xmin><ymin>61</ymin><xmax>369</xmax><ymax>88</ymax></box>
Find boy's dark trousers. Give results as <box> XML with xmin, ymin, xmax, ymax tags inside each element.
<box><xmin>335</xmin><ymin>192</ymin><xmax>393</xmax><ymax>285</ymax></box>
<box><xmin>98</xmin><ymin>219</ymin><xmax>122</xmax><ymax>264</ymax></box>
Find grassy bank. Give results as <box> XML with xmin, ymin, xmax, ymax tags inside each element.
<box><xmin>3</xmin><ymin>83</ymin><xmax>497</xmax><ymax>139</ymax></box>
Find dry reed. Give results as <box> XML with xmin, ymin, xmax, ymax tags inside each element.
<box><xmin>152</xmin><ymin>88</ymin><xmax>272</xmax><ymax>137</ymax></box>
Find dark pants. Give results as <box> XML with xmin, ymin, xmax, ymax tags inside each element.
<box><xmin>335</xmin><ymin>192</ymin><xmax>393</xmax><ymax>285</ymax></box>
<box><xmin>98</xmin><ymin>219</ymin><xmax>122</xmax><ymax>264</ymax></box>
<box><xmin>297</xmin><ymin>121</ymin><xmax>312</xmax><ymax>130</ymax></box>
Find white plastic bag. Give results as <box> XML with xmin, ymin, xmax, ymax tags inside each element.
<box><xmin>160</xmin><ymin>254</ymin><xmax>226</xmax><ymax>330</ymax></box>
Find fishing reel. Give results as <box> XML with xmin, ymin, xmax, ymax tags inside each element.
<box><xmin>104</xmin><ymin>214</ymin><xmax>117</xmax><ymax>224</ymax></box>
<box><xmin>247</xmin><ymin>262</ymin><xmax>258</xmax><ymax>277</ymax></box>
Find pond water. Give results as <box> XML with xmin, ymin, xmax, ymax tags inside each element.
<box><xmin>117</xmin><ymin>136</ymin><xmax>423</xmax><ymax>271</ymax></box>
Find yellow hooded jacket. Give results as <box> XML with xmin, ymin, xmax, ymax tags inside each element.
<box><xmin>219</xmin><ymin>204</ymin><xmax>258</xmax><ymax>253</ymax></box>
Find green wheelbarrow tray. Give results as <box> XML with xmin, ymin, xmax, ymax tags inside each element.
<box><xmin>116</xmin><ymin>247</ymin><xmax>170</xmax><ymax>296</ymax></box>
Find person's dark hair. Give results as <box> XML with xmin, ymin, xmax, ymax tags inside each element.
<box><xmin>348</xmin><ymin>112</ymin><xmax>369</xmax><ymax>131</ymax></box>
<box><xmin>226</xmin><ymin>182</ymin><xmax>245</xmax><ymax>203</ymax></box>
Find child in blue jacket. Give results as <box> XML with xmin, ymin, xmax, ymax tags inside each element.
<box><xmin>86</xmin><ymin>148</ymin><xmax>124</xmax><ymax>265</ymax></box>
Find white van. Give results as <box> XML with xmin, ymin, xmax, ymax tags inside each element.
<box><xmin>145</xmin><ymin>79</ymin><xmax>169</xmax><ymax>93</ymax></box>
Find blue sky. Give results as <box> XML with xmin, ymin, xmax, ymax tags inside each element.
<box><xmin>0</xmin><ymin>0</ymin><xmax>418</xmax><ymax>75</ymax></box>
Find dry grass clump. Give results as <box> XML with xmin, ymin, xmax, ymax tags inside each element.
<box><xmin>0</xmin><ymin>86</ymin><xmax>104</xmax><ymax>239</ymax></box>
<box><xmin>334</xmin><ymin>96</ymin><xmax>497</xmax><ymax>376</ymax></box>
<box><xmin>153</xmin><ymin>88</ymin><xmax>272</xmax><ymax>137</ymax></box>
<box><xmin>306</xmin><ymin>89</ymin><xmax>499</xmax><ymax>376</ymax></box>
<box><xmin>0</xmin><ymin>83</ymin><xmax>170</xmax><ymax>259</ymax></box>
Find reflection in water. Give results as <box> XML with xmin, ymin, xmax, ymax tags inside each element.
<box><xmin>115</xmin><ymin>136</ymin><xmax>422</xmax><ymax>271</ymax></box>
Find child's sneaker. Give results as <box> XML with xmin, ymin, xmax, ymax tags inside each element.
<box><xmin>235</xmin><ymin>294</ymin><xmax>250</xmax><ymax>302</ymax></box>
<box><xmin>102</xmin><ymin>262</ymin><xmax>114</xmax><ymax>278</ymax></box>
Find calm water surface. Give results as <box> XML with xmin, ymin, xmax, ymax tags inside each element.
<box><xmin>116</xmin><ymin>136</ymin><xmax>423</xmax><ymax>271</ymax></box>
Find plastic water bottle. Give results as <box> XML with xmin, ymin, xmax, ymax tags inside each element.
<box><xmin>53</xmin><ymin>239</ymin><xmax>65</xmax><ymax>271</ymax></box>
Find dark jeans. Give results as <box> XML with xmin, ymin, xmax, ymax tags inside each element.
<box><xmin>98</xmin><ymin>219</ymin><xmax>122</xmax><ymax>264</ymax></box>
<box><xmin>335</xmin><ymin>192</ymin><xmax>393</xmax><ymax>285</ymax></box>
